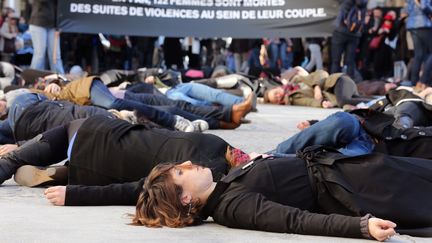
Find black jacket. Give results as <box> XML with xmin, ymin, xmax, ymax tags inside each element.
<box><xmin>351</xmin><ymin>109</ymin><xmax>432</xmax><ymax>159</ymax></box>
<box><xmin>203</xmin><ymin>148</ymin><xmax>432</xmax><ymax>237</ymax></box>
<box><xmin>64</xmin><ymin>146</ymin><xmax>432</xmax><ymax>237</ymax></box>
<box><xmin>29</xmin><ymin>0</ymin><xmax>57</xmax><ymax>28</ymax></box>
<box><xmin>14</xmin><ymin>100</ymin><xmax>112</xmax><ymax>143</ymax></box>
<box><xmin>65</xmin><ymin>115</ymin><xmax>231</xmax><ymax>205</ymax></box>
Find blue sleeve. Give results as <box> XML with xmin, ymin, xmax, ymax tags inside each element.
<box><xmin>0</xmin><ymin>120</ymin><xmax>15</xmax><ymax>144</ymax></box>
<box><xmin>421</xmin><ymin>0</ymin><xmax>432</xmax><ymax>15</ymax></box>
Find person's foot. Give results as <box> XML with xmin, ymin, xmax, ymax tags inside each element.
<box><xmin>232</xmin><ymin>94</ymin><xmax>253</xmax><ymax>124</ymax></box>
<box><xmin>219</xmin><ymin>121</ymin><xmax>240</xmax><ymax>129</ymax></box>
<box><xmin>191</xmin><ymin>120</ymin><xmax>209</xmax><ymax>132</ymax></box>
<box><xmin>14</xmin><ymin>165</ymin><xmax>68</xmax><ymax>187</ymax></box>
<box><xmin>174</xmin><ymin>115</ymin><xmax>195</xmax><ymax>132</ymax></box>
<box><xmin>414</xmin><ymin>82</ymin><xmax>428</xmax><ymax>93</ymax></box>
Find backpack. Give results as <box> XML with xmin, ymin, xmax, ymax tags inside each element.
<box><xmin>344</xmin><ymin>6</ymin><xmax>366</xmax><ymax>33</ymax></box>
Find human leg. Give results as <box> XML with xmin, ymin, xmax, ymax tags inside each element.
<box><xmin>344</xmin><ymin>36</ymin><xmax>359</xmax><ymax>78</ymax></box>
<box><xmin>125</xmin><ymin>91</ymin><xmax>231</xmax><ymax>123</ymax></box>
<box><xmin>46</xmin><ymin>28</ymin><xmax>65</xmax><ymax>74</ymax></box>
<box><xmin>0</xmin><ymin>125</ymin><xmax>69</xmax><ymax>184</ymax></box>
<box><xmin>90</xmin><ymin>80</ymin><xmax>178</xmax><ymax>129</ymax></box>
<box><xmin>274</xmin><ymin>112</ymin><xmax>366</xmax><ymax>155</ymax></box>
<box><xmin>410</xmin><ymin>29</ymin><xmax>428</xmax><ymax>83</ymax></box>
<box><xmin>29</xmin><ymin>25</ymin><xmax>48</xmax><ymax>70</ymax></box>
<box><xmin>166</xmin><ymin>85</ymin><xmax>212</xmax><ymax>106</ymax></box>
<box><xmin>306</xmin><ymin>44</ymin><xmax>323</xmax><ymax>71</ymax></box>
<box><xmin>180</xmin><ymin>83</ymin><xmax>244</xmax><ymax>107</ymax></box>
<box><xmin>330</xmin><ymin>31</ymin><xmax>346</xmax><ymax>74</ymax></box>
<box><xmin>269</xmin><ymin>42</ymin><xmax>279</xmax><ymax>69</ymax></box>
<box><xmin>334</xmin><ymin>76</ymin><xmax>372</xmax><ymax>107</ymax></box>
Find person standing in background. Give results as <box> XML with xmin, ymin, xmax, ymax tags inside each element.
<box><xmin>331</xmin><ymin>0</ymin><xmax>368</xmax><ymax>78</ymax></box>
<box><xmin>404</xmin><ymin>0</ymin><xmax>432</xmax><ymax>91</ymax></box>
<box><xmin>29</xmin><ymin>0</ymin><xmax>64</xmax><ymax>74</ymax></box>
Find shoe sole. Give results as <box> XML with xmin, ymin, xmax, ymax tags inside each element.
<box><xmin>14</xmin><ymin>165</ymin><xmax>59</xmax><ymax>187</ymax></box>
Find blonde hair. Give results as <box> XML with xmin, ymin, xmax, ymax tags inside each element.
<box><xmin>132</xmin><ymin>163</ymin><xmax>203</xmax><ymax>228</ymax></box>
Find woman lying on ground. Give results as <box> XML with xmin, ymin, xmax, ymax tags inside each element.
<box><xmin>136</xmin><ymin>147</ymin><xmax>432</xmax><ymax>240</ymax></box>
<box><xmin>0</xmin><ymin>115</ymin><xmax>251</xmax><ymax>196</ymax></box>
<box><xmin>264</xmin><ymin>67</ymin><xmax>373</xmax><ymax>108</ymax></box>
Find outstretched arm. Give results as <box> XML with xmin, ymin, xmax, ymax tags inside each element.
<box><xmin>214</xmin><ymin>191</ymin><xmax>396</xmax><ymax>240</ymax></box>
<box><xmin>45</xmin><ymin>178</ymin><xmax>145</xmax><ymax>206</ymax></box>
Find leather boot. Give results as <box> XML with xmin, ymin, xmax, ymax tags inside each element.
<box><xmin>231</xmin><ymin>93</ymin><xmax>253</xmax><ymax>125</ymax></box>
<box><xmin>219</xmin><ymin>121</ymin><xmax>240</xmax><ymax>129</ymax></box>
<box><xmin>0</xmin><ymin>133</ymin><xmax>67</xmax><ymax>185</ymax></box>
<box><xmin>0</xmin><ymin>134</ymin><xmax>44</xmax><ymax>184</ymax></box>
<box><xmin>14</xmin><ymin>165</ymin><xmax>68</xmax><ymax>187</ymax></box>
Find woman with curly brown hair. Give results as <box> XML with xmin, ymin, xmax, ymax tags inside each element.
<box><xmin>135</xmin><ymin>147</ymin><xmax>432</xmax><ymax>241</ymax></box>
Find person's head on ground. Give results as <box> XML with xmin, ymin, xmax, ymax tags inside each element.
<box><xmin>133</xmin><ymin>161</ymin><xmax>214</xmax><ymax>227</ymax></box>
<box><xmin>263</xmin><ymin>86</ymin><xmax>285</xmax><ymax>105</ymax></box>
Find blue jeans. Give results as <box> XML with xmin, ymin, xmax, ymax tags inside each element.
<box><xmin>269</xmin><ymin>42</ymin><xmax>292</xmax><ymax>70</ymax></box>
<box><xmin>89</xmin><ymin>80</ymin><xmax>175</xmax><ymax>128</ymax></box>
<box><xmin>166</xmin><ymin>83</ymin><xmax>244</xmax><ymax>107</ymax></box>
<box><xmin>272</xmin><ymin>112</ymin><xmax>374</xmax><ymax>157</ymax></box>
<box><xmin>410</xmin><ymin>28</ymin><xmax>432</xmax><ymax>83</ymax></box>
<box><xmin>29</xmin><ymin>25</ymin><xmax>65</xmax><ymax>74</ymax></box>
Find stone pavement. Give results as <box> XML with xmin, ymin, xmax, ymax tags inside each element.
<box><xmin>0</xmin><ymin>104</ymin><xmax>429</xmax><ymax>243</ymax></box>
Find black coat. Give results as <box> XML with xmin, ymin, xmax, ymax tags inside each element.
<box><xmin>14</xmin><ymin>100</ymin><xmax>112</xmax><ymax>143</ymax></box>
<box><xmin>351</xmin><ymin>109</ymin><xmax>432</xmax><ymax>159</ymax></box>
<box><xmin>202</xmin><ymin>148</ymin><xmax>432</xmax><ymax>237</ymax></box>
<box><xmin>65</xmin><ymin>115</ymin><xmax>231</xmax><ymax>205</ymax></box>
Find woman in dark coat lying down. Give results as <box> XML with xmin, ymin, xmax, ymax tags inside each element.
<box><xmin>135</xmin><ymin>146</ymin><xmax>432</xmax><ymax>241</ymax></box>
<box><xmin>0</xmin><ymin>115</ymin><xmax>250</xmax><ymax>203</ymax></box>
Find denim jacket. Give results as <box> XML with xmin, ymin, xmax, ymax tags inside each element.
<box><xmin>405</xmin><ymin>0</ymin><xmax>432</xmax><ymax>29</ymax></box>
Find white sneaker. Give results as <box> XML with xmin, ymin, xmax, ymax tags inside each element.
<box><xmin>192</xmin><ymin>120</ymin><xmax>209</xmax><ymax>132</ymax></box>
<box><xmin>174</xmin><ymin>115</ymin><xmax>194</xmax><ymax>132</ymax></box>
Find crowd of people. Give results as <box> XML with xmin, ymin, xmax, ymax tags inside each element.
<box><xmin>0</xmin><ymin>0</ymin><xmax>431</xmax><ymax>241</ymax></box>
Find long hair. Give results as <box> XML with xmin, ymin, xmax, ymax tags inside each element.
<box><xmin>132</xmin><ymin>163</ymin><xmax>203</xmax><ymax>228</ymax></box>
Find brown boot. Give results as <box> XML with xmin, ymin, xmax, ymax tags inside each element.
<box><xmin>219</xmin><ymin>121</ymin><xmax>240</xmax><ymax>129</ymax></box>
<box><xmin>231</xmin><ymin>94</ymin><xmax>253</xmax><ymax>124</ymax></box>
<box><xmin>14</xmin><ymin>165</ymin><xmax>68</xmax><ymax>187</ymax></box>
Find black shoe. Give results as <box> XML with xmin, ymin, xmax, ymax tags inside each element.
<box><xmin>14</xmin><ymin>165</ymin><xmax>68</xmax><ymax>187</ymax></box>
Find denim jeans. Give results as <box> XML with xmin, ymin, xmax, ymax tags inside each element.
<box><xmin>410</xmin><ymin>28</ymin><xmax>432</xmax><ymax>83</ymax></box>
<box><xmin>90</xmin><ymin>80</ymin><xmax>175</xmax><ymax>128</ymax></box>
<box><xmin>125</xmin><ymin>91</ymin><xmax>230</xmax><ymax>128</ymax></box>
<box><xmin>269</xmin><ymin>42</ymin><xmax>292</xmax><ymax>70</ymax></box>
<box><xmin>166</xmin><ymin>83</ymin><xmax>244</xmax><ymax>107</ymax></box>
<box><xmin>272</xmin><ymin>112</ymin><xmax>375</xmax><ymax>156</ymax></box>
<box><xmin>29</xmin><ymin>25</ymin><xmax>65</xmax><ymax>74</ymax></box>
<box><xmin>331</xmin><ymin>31</ymin><xmax>359</xmax><ymax>78</ymax></box>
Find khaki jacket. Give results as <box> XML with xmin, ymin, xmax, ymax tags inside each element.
<box><xmin>32</xmin><ymin>76</ymin><xmax>96</xmax><ymax>105</ymax></box>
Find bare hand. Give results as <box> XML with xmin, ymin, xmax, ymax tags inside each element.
<box><xmin>313</xmin><ymin>86</ymin><xmax>323</xmax><ymax>101</ymax></box>
<box><xmin>44</xmin><ymin>186</ymin><xmax>66</xmax><ymax>206</ymax></box>
<box><xmin>368</xmin><ymin>218</ymin><xmax>397</xmax><ymax>241</ymax></box>
<box><xmin>44</xmin><ymin>83</ymin><xmax>61</xmax><ymax>95</ymax></box>
<box><xmin>321</xmin><ymin>100</ymin><xmax>334</xmax><ymax>109</ymax></box>
<box><xmin>296</xmin><ymin>120</ymin><xmax>311</xmax><ymax>131</ymax></box>
<box><xmin>0</xmin><ymin>144</ymin><xmax>18</xmax><ymax>156</ymax></box>
<box><xmin>144</xmin><ymin>76</ymin><xmax>155</xmax><ymax>84</ymax></box>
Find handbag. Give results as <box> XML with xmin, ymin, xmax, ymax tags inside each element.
<box><xmin>3</xmin><ymin>38</ymin><xmax>16</xmax><ymax>53</ymax></box>
<box><xmin>368</xmin><ymin>35</ymin><xmax>384</xmax><ymax>50</ymax></box>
